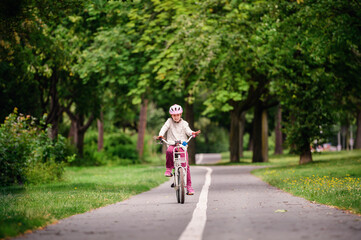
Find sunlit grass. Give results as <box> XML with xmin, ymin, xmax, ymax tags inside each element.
<box><xmin>0</xmin><ymin>165</ymin><xmax>167</xmax><ymax>238</ymax></box>
<box><xmin>252</xmin><ymin>150</ymin><xmax>361</xmax><ymax>214</ymax></box>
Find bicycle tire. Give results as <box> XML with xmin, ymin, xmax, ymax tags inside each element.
<box><xmin>176</xmin><ymin>172</ymin><xmax>180</xmax><ymax>203</ymax></box>
<box><xmin>178</xmin><ymin>167</ymin><xmax>185</xmax><ymax>204</ymax></box>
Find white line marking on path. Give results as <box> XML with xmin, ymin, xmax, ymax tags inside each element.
<box><xmin>197</xmin><ymin>154</ymin><xmax>204</xmax><ymax>164</ymax></box>
<box><xmin>179</xmin><ymin>167</ymin><xmax>212</xmax><ymax>240</ymax></box>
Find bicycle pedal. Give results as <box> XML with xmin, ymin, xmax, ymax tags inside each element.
<box><xmin>171</xmin><ymin>183</ymin><xmax>175</xmax><ymax>188</ymax></box>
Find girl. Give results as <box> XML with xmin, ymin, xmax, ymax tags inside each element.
<box><xmin>157</xmin><ymin>104</ymin><xmax>200</xmax><ymax>195</ymax></box>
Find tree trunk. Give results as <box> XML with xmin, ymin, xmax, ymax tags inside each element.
<box><xmin>274</xmin><ymin>104</ymin><xmax>283</xmax><ymax>154</ymax></box>
<box><xmin>137</xmin><ymin>98</ymin><xmax>148</xmax><ymax>160</ymax></box>
<box><xmin>97</xmin><ymin>111</ymin><xmax>104</xmax><ymax>152</ymax></box>
<box><xmin>68</xmin><ymin>120</ymin><xmax>77</xmax><ymax>144</ymax></box>
<box><xmin>49</xmin><ymin>119</ymin><xmax>59</xmax><ymax>140</ymax></box>
<box><xmin>341</xmin><ymin>125</ymin><xmax>347</xmax><ymax>150</ymax></box>
<box><xmin>46</xmin><ymin>72</ymin><xmax>62</xmax><ymax>140</ymax></box>
<box><xmin>355</xmin><ymin>108</ymin><xmax>361</xmax><ymax>149</ymax></box>
<box><xmin>75</xmin><ymin>114</ymin><xmax>94</xmax><ymax>158</ymax></box>
<box><xmin>340</xmin><ymin>125</ymin><xmax>347</xmax><ymax>150</ymax></box>
<box><xmin>346</xmin><ymin>125</ymin><xmax>350</xmax><ymax>151</ymax></box>
<box><xmin>248</xmin><ymin>124</ymin><xmax>253</xmax><ymax>151</ymax></box>
<box><xmin>230</xmin><ymin>109</ymin><xmax>240</xmax><ymax>163</ymax></box>
<box><xmin>64</xmin><ymin>106</ymin><xmax>94</xmax><ymax>158</ymax></box>
<box><xmin>252</xmin><ymin>103</ymin><xmax>263</xmax><ymax>162</ymax></box>
<box><xmin>261</xmin><ymin>109</ymin><xmax>269</xmax><ymax>162</ymax></box>
<box><xmin>288</xmin><ymin>114</ymin><xmax>297</xmax><ymax>154</ymax></box>
<box><xmin>77</xmin><ymin>128</ymin><xmax>85</xmax><ymax>159</ymax></box>
<box><xmin>299</xmin><ymin>147</ymin><xmax>312</xmax><ymax>164</ymax></box>
<box><xmin>239</xmin><ymin>111</ymin><xmax>246</xmax><ymax>158</ymax></box>
<box><xmin>185</xmin><ymin>101</ymin><xmax>196</xmax><ymax>164</ymax></box>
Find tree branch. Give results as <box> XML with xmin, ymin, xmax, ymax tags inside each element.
<box><xmin>64</xmin><ymin>106</ymin><xmax>77</xmax><ymax>122</ymax></box>
<box><xmin>79</xmin><ymin>114</ymin><xmax>95</xmax><ymax>133</ymax></box>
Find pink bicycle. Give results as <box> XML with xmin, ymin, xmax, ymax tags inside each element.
<box><xmin>159</xmin><ymin>135</ymin><xmax>193</xmax><ymax>204</ymax></box>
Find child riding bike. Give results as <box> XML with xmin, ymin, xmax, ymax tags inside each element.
<box><xmin>157</xmin><ymin>104</ymin><xmax>200</xmax><ymax>195</ymax></box>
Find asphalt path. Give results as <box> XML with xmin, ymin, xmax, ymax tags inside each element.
<box><xmin>195</xmin><ymin>153</ymin><xmax>221</xmax><ymax>165</ymax></box>
<box><xmin>15</xmin><ymin>165</ymin><xmax>361</xmax><ymax>240</ymax></box>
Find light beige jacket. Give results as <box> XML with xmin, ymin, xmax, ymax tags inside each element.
<box><xmin>159</xmin><ymin>118</ymin><xmax>193</xmax><ymax>145</ymax></box>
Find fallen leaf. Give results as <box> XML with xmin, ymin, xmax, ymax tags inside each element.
<box><xmin>275</xmin><ymin>209</ymin><xmax>287</xmax><ymax>213</ymax></box>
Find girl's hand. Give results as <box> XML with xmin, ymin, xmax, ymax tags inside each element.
<box><xmin>192</xmin><ymin>130</ymin><xmax>201</xmax><ymax>137</ymax></box>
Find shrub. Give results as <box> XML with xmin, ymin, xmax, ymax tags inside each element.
<box><xmin>103</xmin><ymin>133</ymin><xmax>138</xmax><ymax>162</ymax></box>
<box><xmin>82</xmin><ymin>130</ymin><xmax>138</xmax><ymax>166</ymax></box>
<box><xmin>25</xmin><ymin>160</ymin><xmax>65</xmax><ymax>185</ymax></box>
<box><xmin>0</xmin><ymin>108</ymin><xmax>71</xmax><ymax>186</ymax></box>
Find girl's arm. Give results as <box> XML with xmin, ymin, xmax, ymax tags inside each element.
<box><xmin>184</xmin><ymin>121</ymin><xmax>200</xmax><ymax>137</ymax></box>
<box><xmin>184</xmin><ymin>121</ymin><xmax>193</xmax><ymax>136</ymax></box>
<box><xmin>158</xmin><ymin>118</ymin><xmax>171</xmax><ymax>138</ymax></box>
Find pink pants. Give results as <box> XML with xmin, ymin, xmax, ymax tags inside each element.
<box><xmin>166</xmin><ymin>145</ymin><xmax>192</xmax><ymax>187</ymax></box>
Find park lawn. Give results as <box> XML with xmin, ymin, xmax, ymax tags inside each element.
<box><xmin>0</xmin><ymin>165</ymin><xmax>167</xmax><ymax>239</ymax></box>
<box><xmin>252</xmin><ymin>150</ymin><xmax>361</xmax><ymax>214</ymax></box>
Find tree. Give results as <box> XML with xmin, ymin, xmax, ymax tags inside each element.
<box><xmin>0</xmin><ymin>0</ymin><xmax>84</xmax><ymax>127</ymax></box>
<box><xmin>202</xmin><ymin>1</ymin><xmax>275</xmax><ymax>163</ymax></box>
<box><xmin>356</xmin><ymin>109</ymin><xmax>361</xmax><ymax>149</ymax></box>
<box><xmin>271</xmin><ymin>0</ymin><xmax>361</xmax><ymax>164</ymax></box>
<box><xmin>147</xmin><ymin>0</ymin><xmax>276</xmax><ymax>163</ymax></box>
<box><xmin>72</xmin><ymin>0</ymin><xmax>137</xmax><ymax>156</ymax></box>
<box><xmin>126</xmin><ymin>0</ymin><xmax>205</xmax><ymax>160</ymax></box>
<box><xmin>274</xmin><ymin>104</ymin><xmax>283</xmax><ymax>154</ymax></box>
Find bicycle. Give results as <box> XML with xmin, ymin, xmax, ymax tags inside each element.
<box><xmin>158</xmin><ymin>135</ymin><xmax>194</xmax><ymax>204</ymax></box>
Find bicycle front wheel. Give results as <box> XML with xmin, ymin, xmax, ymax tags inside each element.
<box><xmin>176</xmin><ymin>172</ymin><xmax>180</xmax><ymax>203</ymax></box>
<box><xmin>178</xmin><ymin>167</ymin><xmax>185</xmax><ymax>204</ymax></box>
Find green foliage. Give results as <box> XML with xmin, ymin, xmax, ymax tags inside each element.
<box><xmin>2</xmin><ymin>0</ymin><xmax>361</xmax><ymax>165</ymax></box>
<box><xmin>103</xmin><ymin>133</ymin><xmax>138</xmax><ymax>162</ymax></box>
<box><xmin>0</xmin><ymin>109</ymin><xmax>31</xmax><ymax>185</ymax></box>
<box><xmin>269</xmin><ymin>0</ymin><xmax>360</xmax><ymax>155</ymax></box>
<box><xmin>195</xmin><ymin>117</ymin><xmax>229</xmax><ymax>153</ymax></box>
<box><xmin>0</xmin><ymin>109</ymin><xmax>71</xmax><ymax>186</ymax></box>
<box><xmin>0</xmin><ymin>0</ymin><xmax>87</xmax><ymax>121</ymax></box>
<box><xmin>25</xmin><ymin>160</ymin><xmax>65</xmax><ymax>185</ymax></box>
<box><xmin>80</xmin><ymin>130</ymin><xmax>138</xmax><ymax>166</ymax></box>
<box><xmin>200</xmin><ymin>0</ymin><xmax>274</xmax><ymax>115</ymax></box>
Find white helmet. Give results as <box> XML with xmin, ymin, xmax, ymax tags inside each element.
<box><xmin>169</xmin><ymin>104</ymin><xmax>183</xmax><ymax>115</ymax></box>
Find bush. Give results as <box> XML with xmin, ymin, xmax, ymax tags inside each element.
<box><xmin>82</xmin><ymin>130</ymin><xmax>138</xmax><ymax>166</ymax></box>
<box><xmin>104</xmin><ymin>133</ymin><xmax>137</xmax><ymax>160</ymax></box>
<box><xmin>0</xmin><ymin>108</ymin><xmax>71</xmax><ymax>186</ymax></box>
<box><xmin>25</xmin><ymin>160</ymin><xmax>65</xmax><ymax>185</ymax></box>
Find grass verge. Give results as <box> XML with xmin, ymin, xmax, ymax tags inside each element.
<box><xmin>252</xmin><ymin>150</ymin><xmax>361</xmax><ymax>214</ymax></box>
<box><xmin>0</xmin><ymin>165</ymin><xmax>167</xmax><ymax>239</ymax></box>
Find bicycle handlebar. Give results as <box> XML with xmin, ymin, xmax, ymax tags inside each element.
<box><xmin>159</xmin><ymin>135</ymin><xmax>194</xmax><ymax>146</ymax></box>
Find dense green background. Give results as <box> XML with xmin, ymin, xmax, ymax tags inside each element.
<box><xmin>1</xmin><ymin>0</ymin><xmax>360</xmax><ymax>174</ymax></box>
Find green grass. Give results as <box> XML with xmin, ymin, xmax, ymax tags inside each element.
<box><xmin>252</xmin><ymin>150</ymin><xmax>361</xmax><ymax>214</ymax></box>
<box><xmin>0</xmin><ymin>165</ymin><xmax>167</xmax><ymax>239</ymax></box>
<box><xmin>2</xmin><ymin>151</ymin><xmax>360</xmax><ymax>238</ymax></box>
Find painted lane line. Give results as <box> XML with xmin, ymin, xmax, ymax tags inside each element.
<box><xmin>197</xmin><ymin>153</ymin><xmax>204</xmax><ymax>164</ymax></box>
<box><xmin>179</xmin><ymin>167</ymin><xmax>213</xmax><ymax>240</ymax></box>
